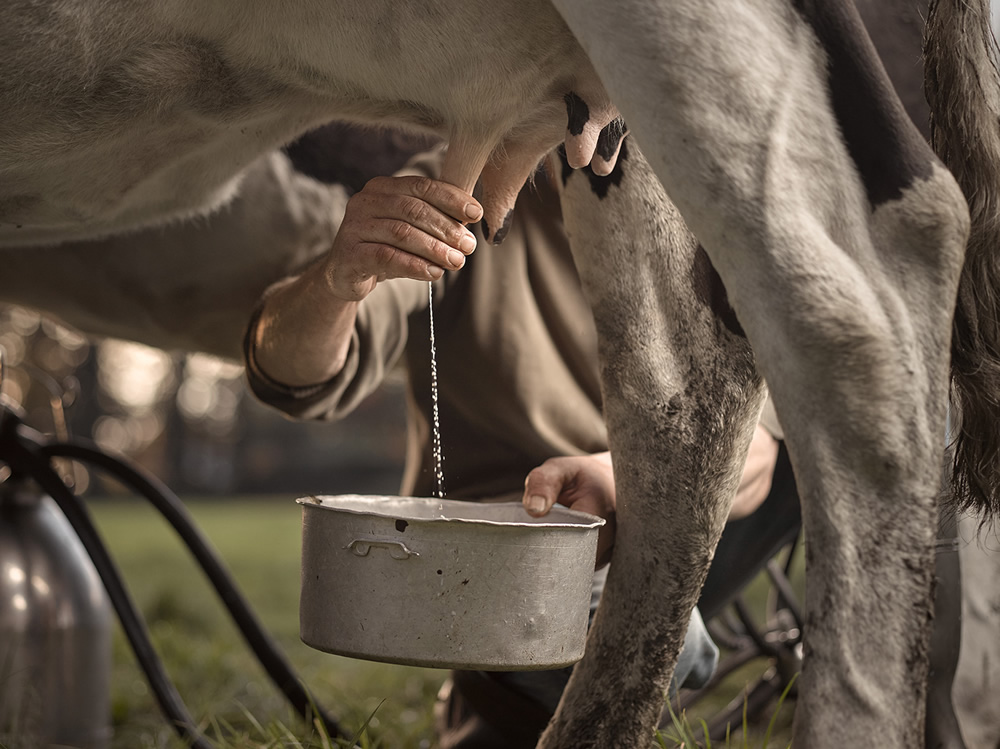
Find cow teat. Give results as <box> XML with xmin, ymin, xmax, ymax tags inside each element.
<box><xmin>563</xmin><ymin>94</ymin><xmax>625</xmax><ymax>175</ymax></box>
<box><xmin>592</xmin><ymin>119</ymin><xmax>628</xmax><ymax>177</ymax></box>
<box><xmin>440</xmin><ymin>92</ymin><xmax>622</xmax><ymax>244</ymax></box>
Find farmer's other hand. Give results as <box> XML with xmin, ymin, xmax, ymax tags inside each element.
<box><xmin>522</xmin><ymin>452</ymin><xmax>616</xmax><ymax>568</ymax></box>
<box><xmin>729</xmin><ymin>423</ymin><xmax>780</xmax><ymax>520</ymax></box>
<box><xmin>326</xmin><ymin>175</ymin><xmax>482</xmax><ymax>301</ymax></box>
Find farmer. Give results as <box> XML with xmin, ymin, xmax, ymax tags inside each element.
<box><xmin>243</xmin><ymin>135</ymin><xmax>794</xmax><ymax>747</ymax></box>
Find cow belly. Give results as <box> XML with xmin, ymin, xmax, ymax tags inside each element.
<box><xmin>0</xmin><ymin>87</ymin><xmax>339</xmax><ymax>246</ymax></box>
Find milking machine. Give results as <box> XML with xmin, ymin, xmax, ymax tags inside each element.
<box><xmin>0</xmin><ymin>353</ymin><xmax>341</xmax><ymax>748</ymax></box>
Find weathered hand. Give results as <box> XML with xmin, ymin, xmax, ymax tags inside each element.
<box><xmin>523</xmin><ymin>452</ymin><xmax>617</xmax><ymax>568</ymax></box>
<box><xmin>325</xmin><ymin>175</ymin><xmax>483</xmax><ymax>301</ymax></box>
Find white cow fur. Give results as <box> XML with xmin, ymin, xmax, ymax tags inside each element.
<box><xmin>1</xmin><ymin>1</ymin><xmax>995</xmax><ymax>747</ymax></box>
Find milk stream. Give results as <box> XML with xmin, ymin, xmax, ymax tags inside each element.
<box><xmin>428</xmin><ymin>281</ymin><xmax>446</xmax><ymax>498</ymax></box>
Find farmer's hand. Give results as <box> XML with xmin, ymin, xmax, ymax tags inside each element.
<box><xmin>523</xmin><ymin>452</ymin><xmax>617</xmax><ymax>569</ymax></box>
<box><xmin>326</xmin><ymin>175</ymin><xmax>482</xmax><ymax>301</ymax></box>
<box><xmin>728</xmin><ymin>423</ymin><xmax>780</xmax><ymax>520</ymax></box>
<box><xmin>520</xmin><ymin>429</ymin><xmax>780</xmax><ymax>569</ymax></box>
<box><xmin>251</xmin><ymin>175</ymin><xmax>481</xmax><ymax>387</ymax></box>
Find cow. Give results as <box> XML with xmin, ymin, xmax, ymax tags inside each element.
<box><xmin>2</xmin><ymin>1</ymin><xmax>999</xmax><ymax>747</ymax></box>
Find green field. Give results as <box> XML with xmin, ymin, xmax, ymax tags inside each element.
<box><xmin>73</xmin><ymin>497</ymin><xmax>797</xmax><ymax>748</ymax></box>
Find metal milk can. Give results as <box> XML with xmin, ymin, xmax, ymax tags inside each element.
<box><xmin>0</xmin><ymin>478</ymin><xmax>112</xmax><ymax>749</ymax></box>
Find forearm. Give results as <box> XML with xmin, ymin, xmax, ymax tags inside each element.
<box><xmin>248</xmin><ymin>174</ymin><xmax>479</xmax><ymax>389</ymax></box>
<box><xmin>251</xmin><ymin>262</ymin><xmax>359</xmax><ymax>387</ymax></box>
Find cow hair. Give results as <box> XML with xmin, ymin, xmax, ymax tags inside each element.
<box><xmin>925</xmin><ymin>0</ymin><xmax>1000</xmax><ymax>519</ymax></box>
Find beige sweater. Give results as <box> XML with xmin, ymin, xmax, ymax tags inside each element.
<box><xmin>245</xmin><ymin>168</ymin><xmax>609</xmax><ymax>501</ymax></box>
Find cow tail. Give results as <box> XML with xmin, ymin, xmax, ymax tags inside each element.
<box><xmin>925</xmin><ymin>0</ymin><xmax>1000</xmax><ymax>518</ymax></box>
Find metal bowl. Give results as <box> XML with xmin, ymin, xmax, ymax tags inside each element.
<box><xmin>298</xmin><ymin>495</ymin><xmax>604</xmax><ymax>670</ymax></box>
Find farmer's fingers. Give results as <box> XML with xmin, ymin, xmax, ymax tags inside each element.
<box><xmin>356</xmin><ymin>217</ymin><xmax>468</xmax><ymax>272</ymax></box>
<box><xmin>365</xmin><ymin>174</ymin><xmax>483</xmax><ymax>227</ymax></box>
<box><xmin>351</xmin><ymin>241</ymin><xmax>451</xmax><ymax>284</ymax></box>
<box><xmin>522</xmin><ymin>460</ymin><xmax>576</xmax><ymax>516</ymax></box>
<box><xmin>347</xmin><ymin>191</ymin><xmax>476</xmax><ymax>260</ymax></box>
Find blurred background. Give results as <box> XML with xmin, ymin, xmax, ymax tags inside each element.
<box><xmin>0</xmin><ymin>302</ymin><xmax>453</xmax><ymax>749</ymax></box>
<box><xmin>0</xmin><ymin>302</ymin><xmax>408</xmax><ymax>498</ymax></box>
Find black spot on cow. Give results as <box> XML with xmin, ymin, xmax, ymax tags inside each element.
<box><xmin>691</xmin><ymin>245</ymin><xmax>745</xmax><ymax>338</ymax></box>
<box><xmin>596</xmin><ymin>119</ymin><xmax>627</xmax><ymax>162</ymax></box>
<box><xmin>491</xmin><ymin>210</ymin><xmax>514</xmax><ymax>245</ymax></box>
<box><xmin>479</xmin><ymin>215</ymin><xmax>491</xmax><ymax>242</ymax></box>
<box><xmin>792</xmin><ymin>0</ymin><xmax>934</xmax><ymax>206</ymax></box>
<box><xmin>283</xmin><ymin>122</ymin><xmax>440</xmax><ymax>194</ymax></box>
<box><xmin>395</xmin><ymin>519</ymin><xmax>408</xmax><ymax>533</ymax></box>
<box><xmin>558</xmin><ymin>138</ymin><xmax>631</xmax><ymax>199</ymax></box>
<box><xmin>564</xmin><ymin>92</ymin><xmax>590</xmax><ymax>136</ymax></box>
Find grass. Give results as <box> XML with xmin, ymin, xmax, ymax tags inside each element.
<box><xmin>91</xmin><ymin>496</ymin><xmax>441</xmax><ymax>749</ymax></box>
<box><xmin>16</xmin><ymin>496</ymin><xmax>799</xmax><ymax>748</ymax></box>
<box><xmin>660</xmin><ymin>674</ymin><xmax>799</xmax><ymax>749</ymax></box>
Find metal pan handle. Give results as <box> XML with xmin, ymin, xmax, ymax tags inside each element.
<box><xmin>346</xmin><ymin>538</ymin><xmax>419</xmax><ymax>560</ymax></box>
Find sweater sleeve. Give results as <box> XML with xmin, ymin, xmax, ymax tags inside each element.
<box><xmin>244</xmin><ymin>273</ymin><xmax>430</xmax><ymax>421</ymax></box>
<box><xmin>242</xmin><ymin>142</ymin><xmax>449</xmax><ymax>421</ymax></box>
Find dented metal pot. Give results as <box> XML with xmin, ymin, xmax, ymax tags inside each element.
<box><xmin>298</xmin><ymin>495</ymin><xmax>604</xmax><ymax>671</ymax></box>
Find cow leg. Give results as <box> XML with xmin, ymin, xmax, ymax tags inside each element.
<box><xmin>541</xmin><ymin>144</ymin><xmax>763</xmax><ymax>747</ymax></box>
<box><xmin>545</xmin><ymin>0</ymin><xmax>969</xmax><ymax>747</ymax></box>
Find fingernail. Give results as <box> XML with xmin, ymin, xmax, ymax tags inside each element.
<box><xmin>465</xmin><ymin>203</ymin><xmax>483</xmax><ymax>221</ymax></box>
<box><xmin>447</xmin><ymin>250</ymin><xmax>465</xmax><ymax>268</ymax></box>
<box><xmin>428</xmin><ymin>265</ymin><xmax>444</xmax><ymax>280</ymax></box>
<box><xmin>459</xmin><ymin>232</ymin><xmax>477</xmax><ymax>254</ymax></box>
<box><xmin>526</xmin><ymin>495</ymin><xmax>547</xmax><ymax>514</ymax></box>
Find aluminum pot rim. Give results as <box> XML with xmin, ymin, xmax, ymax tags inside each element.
<box><xmin>297</xmin><ymin>494</ymin><xmax>605</xmax><ymax>530</ymax></box>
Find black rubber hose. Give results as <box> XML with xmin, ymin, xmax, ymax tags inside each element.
<box><xmin>0</xmin><ymin>422</ymin><xmax>216</xmax><ymax>749</ymax></box>
<box><xmin>37</xmin><ymin>436</ymin><xmax>343</xmax><ymax>739</ymax></box>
